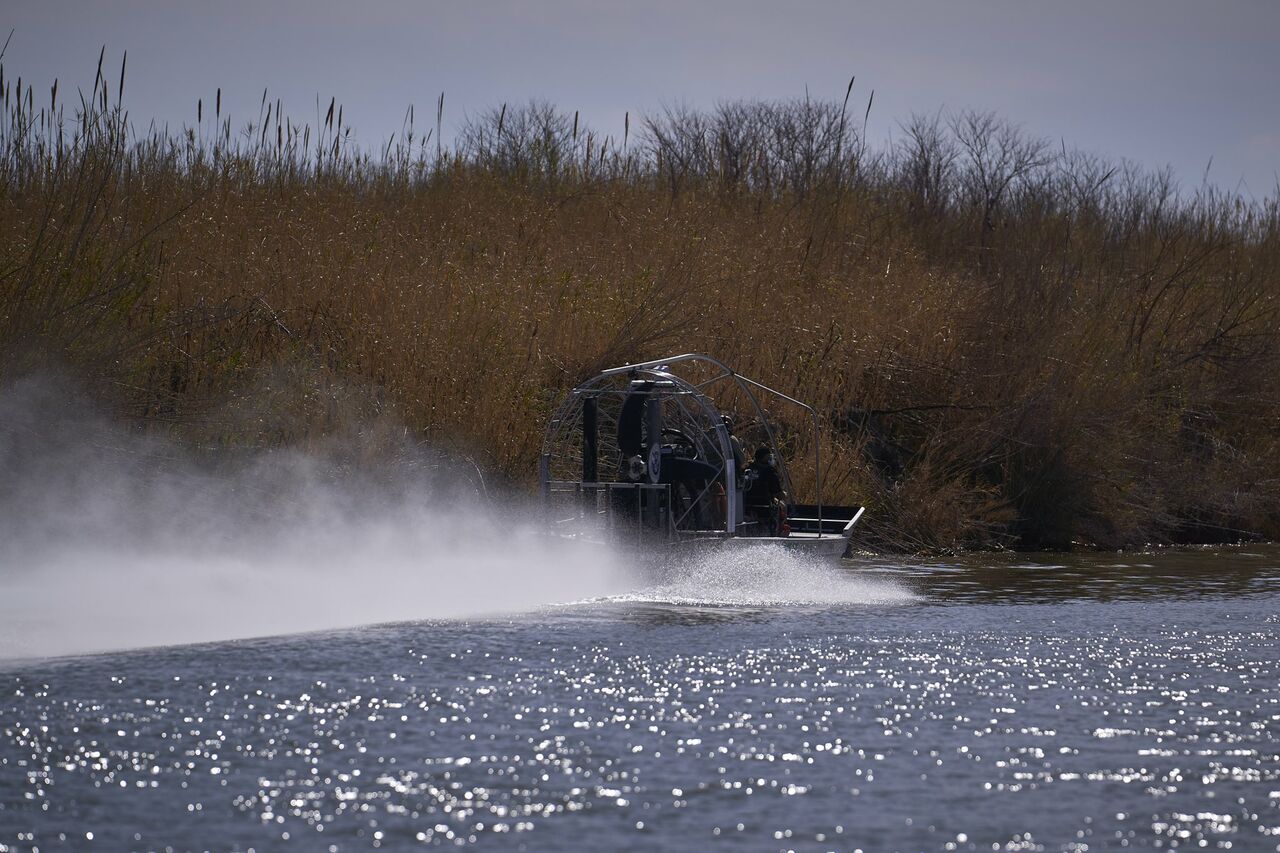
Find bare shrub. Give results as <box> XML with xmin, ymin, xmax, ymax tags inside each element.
<box><xmin>3</xmin><ymin>57</ymin><xmax>1278</xmax><ymax>549</ymax></box>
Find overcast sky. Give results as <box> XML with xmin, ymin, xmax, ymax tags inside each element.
<box><xmin>4</xmin><ymin>0</ymin><xmax>1277</xmax><ymax>194</ymax></box>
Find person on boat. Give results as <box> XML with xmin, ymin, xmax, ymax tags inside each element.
<box><xmin>744</xmin><ymin>446</ymin><xmax>788</xmax><ymax>536</ymax></box>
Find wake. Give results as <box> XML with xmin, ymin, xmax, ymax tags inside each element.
<box><xmin>604</xmin><ymin>544</ymin><xmax>917</xmax><ymax>607</ymax></box>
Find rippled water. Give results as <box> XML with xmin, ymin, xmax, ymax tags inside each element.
<box><xmin>3</xmin><ymin>546</ymin><xmax>1279</xmax><ymax>851</ymax></box>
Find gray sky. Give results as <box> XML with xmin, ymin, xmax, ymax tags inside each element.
<box><xmin>4</xmin><ymin>0</ymin><xmax>1277</xmax><ymax>194</ymax></box>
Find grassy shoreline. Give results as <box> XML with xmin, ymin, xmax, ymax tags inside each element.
<box><xmin>3</xmin><ymin>63</ymin><xmax>1278</xmax><ymax>551</ymax></box>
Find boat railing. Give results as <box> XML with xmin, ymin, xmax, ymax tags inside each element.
<box><xmin>544</xmin><ymin>480</ymin><xmax>680</xmax><ymax>545</ymax></box>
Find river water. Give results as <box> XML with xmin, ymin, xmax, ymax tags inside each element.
<box><xmin>2</xmin><ymin>546</ymin><xmax>1278</xmax><ymax>851</ymax></box>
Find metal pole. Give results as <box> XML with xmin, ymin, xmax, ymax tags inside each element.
<box><xmin>725</xmin><ymin>461</ymin><xmax>737</xmax><ymax>536</ymax></box>
<box><xmin>582</xmin><ymin>396</ymin><xmax>599</xmax><ymax>482</ymax></box>
<box><xmin>815</xmin><ymin>414</ymin><xmax>822</xmax><ymax>538</ymax></box>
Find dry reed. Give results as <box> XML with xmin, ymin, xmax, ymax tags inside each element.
<box><xmin>3</xmin><ymin>60</ymin><xmax>1278</xmax><ymax>550</ymax></box>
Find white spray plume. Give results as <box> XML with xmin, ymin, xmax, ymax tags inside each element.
<box><xmin>0</xmin><ymin>375</ymin><xmax>625</xmax><ymax>660</ymax></box>
<box><xmin>607</xmin><ymin>544</ymin><xmax>917</xmax><ymax>608</ymax></box>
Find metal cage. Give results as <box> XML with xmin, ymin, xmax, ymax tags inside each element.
<box><xmin>539</xmin><ymin>354</ymin><xmax>824</xmax><ymax>544</ymax></box>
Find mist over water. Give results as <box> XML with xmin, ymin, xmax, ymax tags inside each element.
<box><xmin>0</xmin><ymin>376</ymin><xmax>628</xmax><ymax>659</ymax></box>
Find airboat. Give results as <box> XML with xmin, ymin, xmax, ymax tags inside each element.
<box><xmin>539</xmin><ymin>354</ymin><xmax>864</xmax><ymax>559</ymax></box>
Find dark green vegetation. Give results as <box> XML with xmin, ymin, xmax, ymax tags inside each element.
<box><xmin>3</xmin><ymin>58</ymin><xmax>1278</xmax><ymax>550</ymax></box>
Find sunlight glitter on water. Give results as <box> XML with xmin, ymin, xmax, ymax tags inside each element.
<box><xmin>2</xmin><ymin>551</ymin><xmax>1280</xmax><ymax>851</ymax></box>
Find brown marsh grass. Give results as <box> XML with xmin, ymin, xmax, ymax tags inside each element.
<box><xmin>3</xmin><ymin>58</ymin><xmax>1278</xmax><ymax>550</ymax></box>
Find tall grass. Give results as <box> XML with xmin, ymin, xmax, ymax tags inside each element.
<box><xmin>3</xmin><ymin>58</ymin><xmax>1278</xmax><ymax>550</ymax></box>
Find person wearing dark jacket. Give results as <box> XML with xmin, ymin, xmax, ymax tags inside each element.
<box><xmin>744</xmin><ymin>446</ymin><xmax>787</xmax><ymax>535</ymax></box>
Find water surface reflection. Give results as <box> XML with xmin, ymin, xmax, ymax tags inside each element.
<box><xmin>2</xmin><ymin>547</ymin><xmax>1278</xmax><ymax>851</ymax></box>
<box><xmin>857</xmin><ymin>545</ymin><xmax>1280</xmax><ymax>605</ymax></box>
